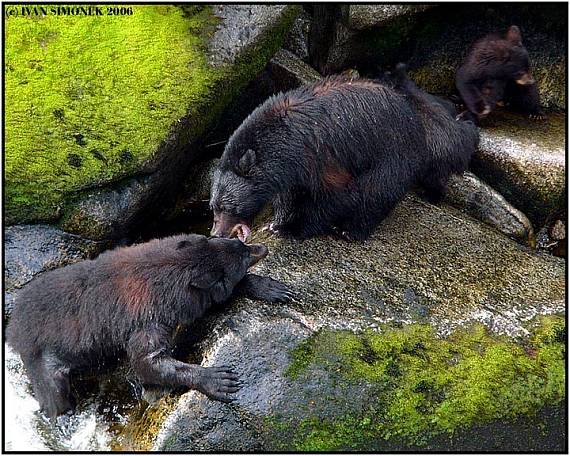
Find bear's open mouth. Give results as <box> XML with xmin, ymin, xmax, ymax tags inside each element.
<box><xmin>230</xmin><ymin>223</ymin><xmax>251</xmax><ymax>243</ymax></box>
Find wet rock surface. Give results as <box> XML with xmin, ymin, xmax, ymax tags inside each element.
<box><xmin>444</xmin><ymin>171</ymin><xmax>535</xmax><ymax>246</ymax></box>
<box><xmin>472</xmin><ymin>111</ymin><xmax>565</xmax><ymax>227</ymax></box>
<box><xmin>4</xmin><ymin>225</ymin><xmax>106</xmax><ymax>316</ymax></box>
<box><xmin>151</xmin><ymin>195</ymin><xmax>564</xmax><ymax>450</ymax></box>
<box><xmin>208</xmin><ymin>5</ymin><xmax>300</xmax><ymax>66</ymax></box>
<box><xmin>283</xmin><ymin>9</ymin><xmax>311</xmax><ymax>61</ymax></box>
<box><xmin>60</xmin><ymin>174</ymin><xmax>160</xmax><ymax>241</ymax></box>
<box><xmin>347</xmin><ymin>5</ymin><xmax>432</xmax><ymax>30</ymax></box>
<box><xmin>307</xmin><ymin>5</ymin><xmax>433</xmax><ymax>74</ymax></box>
<box><xmin>269</xmin><ymin>49</ymin><xmax>322</xmax><ymax>87</ymax></box>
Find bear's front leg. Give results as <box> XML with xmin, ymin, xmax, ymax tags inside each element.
<box><xmin>267</xmin><ymin>191</ymin><xmax>305</xmax><ymax>236</ymax></box>
<box><xmin>127</xmin><ymin>326</ymin><xmax>240</xmax><ymax>403</ymax></box>
<box><xmin>456</xmin><ymin>78</ymin><xmax>489</xmax><ymax>120</ymax></box>
<box><xmin>504</xmin><ymin>80</ymin><xmax>547</xmax><ymax>121</ymax></box>
<box><xmin>234</xmin><ymin>273</ymin><xmax>293</xmax><ymax>302</ymax></box>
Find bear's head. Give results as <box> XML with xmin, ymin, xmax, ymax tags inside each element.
<box><xmin>502</xmin><ymin>25</ymin><xmax>534</xmax><ymax>85</ymax></box>
<box><xmin>210</xmin><ymin>122</ymin><xmax>287</xmax><ymax>241</ymax></box>
<box><xmin>173</xmin><ymin>234</ymin><xmax>268</xmax><ymax>294</ymax></box>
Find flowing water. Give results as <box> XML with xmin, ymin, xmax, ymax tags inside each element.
<box><xmin>4</xmin><ymin>344</ymin><xmax>144</xmax><ymax>451</ymax></box>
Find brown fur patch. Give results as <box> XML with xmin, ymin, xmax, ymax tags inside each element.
<box><xmin>66</xmin><ymin>318</ymin><xmax>83</xmax><ymax>345</ymax></box>
<box><xmin>114</xmin><ymin>275</ymin><xmax>152</xmax><ymax>314</ymax></box>
<box><xmin>312</xmin><ymin>77</ymin><xmax>382</xmax><ymax>97</ymax></box>
<box><xmin>266</xmin><ymin>95</ymin><xmax>302</xmax><ymax>117</ymax></box>
<box><xmin>323</xmin><ymin>165</ymin><xmax>353</xmax><ymax>189</ymax></box>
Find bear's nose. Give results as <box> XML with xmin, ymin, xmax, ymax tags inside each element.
<box><xmin>210</xmin><ymin>222</ymin><xmax>222</xmax><ymax>237</ymax></box>
<box><xmin>248</xmin><ymin>244</ymin><xmax>268</xmax><ymax>267</ymax></box>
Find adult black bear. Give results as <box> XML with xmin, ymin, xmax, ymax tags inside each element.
<box><xmin>6</xmin><ymin>234</ymin><xmax>291</xmax><ymax>418</ymax></box>
<box><xmin>456</xmin><ymin>25</ymin><xmax>546</xmax><ymax>122</ymax></box>
<box><xmin>210</xmin><ymin>73</ymin><xmax>478</xmax><ymax>241</ymax></box>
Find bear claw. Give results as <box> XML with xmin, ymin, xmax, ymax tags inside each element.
<box><xmin>196</xmin><ymin>366</ymin><xmax>241</xmax><ymax>402</ymax></box>
<box><xmin>529</xmin><ymin>113</ymin><xmax>547</xmax><ymax>121</ymax></box>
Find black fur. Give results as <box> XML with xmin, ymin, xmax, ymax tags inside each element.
<box><xmin>390</xmin><ymin>63</ymin><xmax>479</xmax><ymax>203</ymax></box>
<box><xmin>211</xmin><ymin>73</ymin><xmax>478</xmax><ymax>241</ymax></box>
<box><xmin>456</xmin><ymin>25</ymin><xmax>545</xmax><ymax>122</ymax></box>
<box><xmin>6</xmin><ymin>234</ymin><xmax>291</xmax><ymax>418</ymax></box>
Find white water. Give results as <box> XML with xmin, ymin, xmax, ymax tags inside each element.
<box><xmin>4</xmin><ymin>345</ymin><xmax>113</xmax><ymax>451</ymax></box>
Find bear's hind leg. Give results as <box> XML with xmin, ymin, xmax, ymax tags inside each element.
<box><xmin>24</xmin><ymin>351</ymin><xmax>74</xmax><ymax>418</ymax></box>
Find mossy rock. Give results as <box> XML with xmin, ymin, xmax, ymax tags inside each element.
<box><xmin>151</xmin><ymin>197</ymin><xmax>564</xmax><ymax>451</ymax></box>
<box><xmin>5</xmin><ymin>5</ymin><xmax>300</xmax><ymax>231</ymax></box>
<box><xmin>271</xmin><ymin>316</ymin><xmax>565</xmax><ymax>451</ymax></box>
<box><xmin>152</xmin><ymin>311</ymin><xmax>565</xmax><ymax>451</ymax></box>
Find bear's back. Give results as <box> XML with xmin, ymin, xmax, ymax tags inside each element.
<box><xmin>225</xmin><ymin>76</ymin><xmax>427</xmax><ymax>171</ymax></box>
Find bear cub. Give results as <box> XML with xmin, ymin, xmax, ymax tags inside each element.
<box><xmin>210</xmin><ymin>71</ymin><xmax>478</xmax><ymax>242</ymax></box>
<box><xmin>6</xmin><ymin>234</ymin><xmax>291</xmax><ymax>418</ymax></box>
<box><xmin>456</xmin><ymin>25</ymin><xmax>546</xmax><ymax>122</ymax></box>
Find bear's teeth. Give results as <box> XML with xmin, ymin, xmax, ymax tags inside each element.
<box><xmin>238</xmin><ymin>225</ymin><xmax>251</xmax><ymax>243</ymax></box>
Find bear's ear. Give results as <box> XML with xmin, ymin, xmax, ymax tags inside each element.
<box><xmin>237</xmin><ymin>149</ymin><xmax>256</xmax><ymax>176</ymax></box>
<box><xmin>506</xmin><ymin>25</ymin><xmax>522</xmax><ymax>46</ymax></box>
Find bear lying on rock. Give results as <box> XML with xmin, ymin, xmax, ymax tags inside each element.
<box><xmin>6</xmin><ymin>234</ymin><xmax>291</xmax><ymax>418</ymax></box>
<box><xmin>210</xmin><ymin>71</ymin><xmax>478</xmax><ymax>241</ymax></box>
<box><xmin>456</xmin><ymin>25</ymin><xmax>546</xmax><ymax>122</ymax></box>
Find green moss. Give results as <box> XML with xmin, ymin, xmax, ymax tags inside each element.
<box><xmin>281</xmin><ymin>317</ymin><xmax>565</xmax><ymax>451</ymax></box>
<box><xmin>6</xmin><ymin>5</ymin><xmax>300</xmax><ymax>230</ymax></box>
<box><xmin>5</xmin><ymin>5</ymin><xmax>222</xmax><ymax>224</ymax></box>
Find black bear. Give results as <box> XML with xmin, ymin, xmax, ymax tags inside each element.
<box><xmin>456</xmin><ymin>25</ymin><xmax>546</xmax><ymax>122</ymax></box>
<box><xmin>6</xmin><ymin>234</ymin><xmax>291</xmax><ymax>418</ymax></box>
<box><xmin>210</xmin><ymin>72</ymin><xmax>478</xmax><ymax>241</ymax></box>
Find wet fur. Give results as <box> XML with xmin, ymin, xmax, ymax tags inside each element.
<box><xmin>390</xmin><ymin>64</ymin><xmax>479</xmax><ymax>203</ymax></box>
<box><xmin>6</xmin><ymin>234</ymin><xmax>290</xmax><ymax>417</ymax></box>
<box><xmin>211</xmin><ymin>74</ymin><xmax>478</xmax><ymax>240</ymax></box>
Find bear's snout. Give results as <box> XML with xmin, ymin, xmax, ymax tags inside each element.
<box><xmin>515</xmin><ymin>72</ymin><xmax>534</xmax><ymax>85</ymax></box>
<box><xmin>211</xmin><ymin>211</ymin><xmax>251</xmax><ymax>242</ymax></box>
<box><xmin>248</xmin><ymin>244</ymin><xmax>268</xmax><ymax>267</ymax></box>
